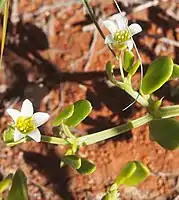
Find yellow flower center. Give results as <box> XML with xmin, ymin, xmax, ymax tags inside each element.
<box><xmin>114</xmin><ymin>30</ymin><xmax>130</xmax><ymax>43</ymax></box>
<box><xmin>16</xmin><ymin>116</ymin><xmax>35</xmax><ymax>134</ymax></box>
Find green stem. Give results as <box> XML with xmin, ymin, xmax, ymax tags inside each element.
<box><xmin>40</xmin><ymin>104</ymin><xmax>179</xmax><ymax>146</ymax></box>
<box><xmin>81</xmin><ymin>0</ymin><xmax>149</xmax><ymax>108</ymax></box>
<box><xmin>41</xmin><ymin>114</ymin><xmax>152</xmax><ymax>146</ymax></box>
<box><xmin>159</xmin><ymin>105</ymin><xmax>179</xmax><ymax>118</ymax></box>
<box><xmin>118</xmin><ymin>53</ymin><xmax>125</xmax><ymax>81</ymax></box>
<box><xmin>61</xmin><ymin>123</ymin><xmax>74</xmax><ymax>138</ymax></box>
<box><xmin>122</xmin><ymin>83</ymin><xmax>149</xmax><ymax>107</ymax></box>
<box><xmin>41</xmin><ymin>135</ymin><xmax>68</xmax><ymax>145</ymax></box>
<box><xmin>78</xmin><ymin>114</ymin><xmax>152</xmax><ymax>145</ymax></box>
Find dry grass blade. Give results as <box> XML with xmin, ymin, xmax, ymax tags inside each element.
<box><xmin>0</xmin><ymin>0</ymin><xmax>9</xmax><ymax>68</ymax></box>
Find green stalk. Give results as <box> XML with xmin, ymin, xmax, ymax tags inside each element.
<box><xmin>118</xmin><ymin>53</ymin><xmax>125</xmax><ymax>81</ymax></box>
<box><xmin>41</xmin><ymin>135</ymin><xmax>68</xmax><ymax>145</ymax></box>
<box><xmin>78</xmin><ymin>114</ymin><xmax>153</xmax><ymax>145</ymax></box>
<box><xmin>81</xmin><ymin>0</ymin><xmax>149</xmax><ymax>108</ymax></box>
<box><xmin>61</xmin><ymin>123</ymin><xmax>74</xmax><ymax>138</ymax></box>
<box><xmin>40</xmin><ymin>104</ymin><xmax>179</xmax><ymax>146</ymax></box>
<box><xmin>160</xmin><ymin>105</ymin><xmax>179</xmax><ymax>118</ymax></box>
<box><xmin>122</xmin><ymin>83</ymin><xmax>149</xmax><ymax>107</ymax></box>
<box><xmin>41</xmin><ymin>114</ymin><xmax>152</xmax><ymax>145</ymax></box>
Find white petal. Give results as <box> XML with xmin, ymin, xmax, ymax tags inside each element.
<box><xmin>32</xmin><ymin>112</ymin><xmax>49</xmax><ymax>127</ymax></box>
<box><xmin>6</xmin><ymin>109</ymin><xmax>21</xmax><ymax>122</ymax></box>
<box><xmin>103</xmin><ymin>20</ymin><xmax>118</xmax><ymax>35</ymax></box>
<box><xmin>28</xmin><ymin>129</ymin><xmax>41</xmax><ymax>142</ymax></box>
<box><xmin>21</xmin><ymin>99</ymin><xmax>34</xmax><ymax>117</ymax></box>
<box><xmin>126</xmin><ymin>40</ymin><xmax>133</xmax><ymax>50</ymax></box>
<box><xmin>105</xmin><ymin>35</ymin><xmax>114</xmax><ymax>44</ymax></box>
<box><xmin>113</xmin><ymin>13</ymin><xmax>128</xmax><ymax>30</ymax></box>
<box><xmin>129</xmin><ymin>23</ymin><xmax>142</xmax><ymax>36</ymax></box>
<box><xmin>14</xmin><ymin>129</ymin><xmax>24</xmax><ymax>141</ymax></box>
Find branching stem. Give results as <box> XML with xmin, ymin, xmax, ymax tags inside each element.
<box><xmin>39</xmin><ymin>104</ymin><xmax>179</xmax><ymax>146</ymax></box>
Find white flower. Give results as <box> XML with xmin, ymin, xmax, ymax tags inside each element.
<box><xmin>103</xmin><ymin>13</ymin><xmax>142</xmax><ymax>50</ymax></box>
<box><xmin>6</xmin><ymin>99</ymin><xmax>49</xmax><ymax>142</ymax></box>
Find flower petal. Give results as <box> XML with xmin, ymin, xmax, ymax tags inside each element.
<box><xmin>33</xmin><ymin>112</ymin><xmax>49</xmax><ymax>127</ymax></box>
<box><xmin>21</xmin><ymin>99</ymin><xmax>34</xmax><ymax>117</ymax></box>
<box><xmin>113</xmin><ymin>13</ymin><xmax>128</xmax><ymax>30</ymax></box>
<box><xmin>105</xmin><ymin>35</ymin><xmax>114</xmax><ymax>44</ymax></box>
<box><xmin>28</xmin><ymin>129</ymin><xmax>41</xmax><ymax>142</ymax></box>
<box><xmin>14</xmin><ymin>129</ymin><xmax>24</xmax><ymax>141</ymax></box>
<box><xmin>126</xmin><ymin>40</ymin><xmax>133</xmax><ymax>50</ymax></box>
<box><xmin>129</xmin><ymin>23</ymin><xmax>142</xmax><ymax>36</ymax></box>
<box><xmin>6</xmin><ymin>109</ymin><xmax>21</xmax><ymax>122</ymax></box>
<box><xmin>103</xmin><ymin>20</ymin><xmax>118</xmax><ymax>35</ymax></box>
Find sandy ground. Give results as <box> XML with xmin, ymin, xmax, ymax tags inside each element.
<box><xmin>0</xmin><ymin>0</ymin><xmax>179</xmax><ymax>199</ymax></box>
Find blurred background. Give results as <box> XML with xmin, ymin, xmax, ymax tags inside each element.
<box><xmin>0</xmin><ymin>0</ymin><xmax>179</xmax><ymax>199</ymax></box>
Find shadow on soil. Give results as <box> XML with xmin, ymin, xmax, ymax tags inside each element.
<box><xmin>23</xmin><ymin>149</ymin><xmax>73</xmax><ymax>200</ymax></box>
<box><xmin>3</xmin><ymin>19</ymin><xmax>135</xmax><ymax>199</ymax></box>
<box><xmin>2</xmin><ymin>4</ymin><xmax>179</xmax><ymax>199</ymax></box>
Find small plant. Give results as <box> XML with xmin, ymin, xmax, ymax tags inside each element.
<box><xmin>1</xmin><ymin>0</ymin><xmax>179</xmax><ymax>199</ymax></box>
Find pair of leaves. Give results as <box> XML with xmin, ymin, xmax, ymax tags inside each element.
<box><xmin>0</xmin><ymin>170</ymin><xmax>28</xmax><ymax>200</ymax></box>
<box><xmin>141</xmin><ymin>56</ymin><xmax>173</xmax><ymax>95</ymax></box>
<box><xmin>53</xmin><ymin>100</ymin><xmax>92</xmax><ymax>127</ymax></box>
<box><xmin>61</xmin><ymin>155</ymin><xmax>96</xmax><ymax>174</ymax></box>
<box><xmin>123</xmin><ymin>50</ymin><xmax>140</xmax><ymax>76</ymax></box>
<box><xmin>149</xmin><ymin>118</ymin><xmax>179</xmax><ymax>150</ymax></box>
<box><xmin>115</xmin><ymin>161</ymin><xmax>150</xmax><ymax>186</ymax></box>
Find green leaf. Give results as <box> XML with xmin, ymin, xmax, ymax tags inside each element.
<box><xmin>141</xmin><ymin>56</ymin><xmax>173</xmax><ymax>94</ymax></box>
<box><xmin>148</xmin><ymin>97</ymin><xmax>164</xmax><ymax>113</ymax></box>
<box><xmin>0</xmin><ymin>174</ymin><xmax>13</xmax><ymax>193</ymax></box>
<box><xmin>149</xmin><ymin>118</ymin><xmax>179</xmax><ymax>150</ymax></box>
<box><xmin>102</xmin><ymin>192</ymin><xmax>119</xmax><ymax>200</ymax></box>
<box><xmin>3</xmin><ymin>126</ymin><xmax>24</xmax><ymax>146</ymax></box>
<box><xmin>105</xmin><ymin>61</ymin><xmax>122</xmax><ymax>88</ymax></box>
<box><xmin>61</xmin><ymin>155</ymin><xmax>81</xmax><ymax>169</ymax></box>
<box><xmin>170</xmin><ymin>64</ymin><xmax>179</xmax><ymax>80</ymax></box>
<box><xmin>77</xmin><ymin>158</ymin><xmax>96</xmax><ymax>174</ymax></box>
<box><xmin>7</xmin><ymin>169</ymin><xmax>29</xmax><ymax>200</ymax></box>
<box><xmin>60</xmin><ymin>149</ymin><xmax>73</xmax><ymax>168</ymax></box>
<box><xmin>53</xmin><ymin>104</ymin><xmax>74</xmax><ymax>127</ymax></box>
<box><xmin>106</xmin><ymin>61</ymin><xmax>115</xmax><ymax>84</ymax></box>
<box><xmin>128</xmin><ymin>59</ymin><xmax>140</xmax><ymax>76</ymax></box>
<box><xmin>115</xmin><ymin>161</ymin><xmax>149</xmax><ymax>186</ymax></box>
<box><xmin>152</xmin><ymin>97</ymin><xmax>163</xmax><ymax>110</ymax></box>
<box><xmin>123</xmin><ymin>50</ymin><xmax>134</xmax><ymax>72</ymax></box>
<box><xmin>102</xmin><ymin>193</ymin><xmax>111</xmax><ymax>200</ymax></box>
<box><xmin>64</xmin><ymin>100</ymin><xmax>92</xmax><ymax>127</ymax></box>
<box><xmin>115</xmin><ymin>161</ymin><xmax>136</xmax><ymax>185</ymax></box>
<box><xmin>122</xmin><ymin>161</ymin><xmax>150</xmax><ymax>186</ymax></box>
<box><xmin>3</xmin><ymin>126</ymin><xmax>15</xmax><ymax>143</ymax></box>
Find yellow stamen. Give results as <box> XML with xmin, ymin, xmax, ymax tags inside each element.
<box><xmin>16</xmin><ymin>116</ymin><xmax>35</xmax><ymax>134</ymax></box>
<box><xmin>114</xmin><ymin>30</ymin><xmax>130</xmax><ymax>43</ymax></box>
